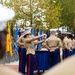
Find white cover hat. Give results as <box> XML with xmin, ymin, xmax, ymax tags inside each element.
<box><xmin>24</xmin><ymin>27</ymin><xmax>32</xmax><ymax>35</ymax></box>
<box><xmin>50</xmin><ymin>28</ymin><xmax>57</xmax><ymax>32</ymax></box>
<box><xmin>61</xmin><ymin>31</ymin><xmax>71</xmax><ymax>35</ymax></box>
<box><xmin>19</xmin><ymin>28</ymin><xmax>25</xmax><ymax>32</ymax></box>
<box><xmin>0</xmin><ymin>4</ymin><xmax>15</xmax><ymax>31</ymax></box>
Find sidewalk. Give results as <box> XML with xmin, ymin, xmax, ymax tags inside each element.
<box><xmin>5</xmin><ymin>61</ymin><xmax>19</xmax><ymax>65</ymax></box>
<box><xmin>3</xmin><ymin>61</ymin><xmax>44</xmax><ymax>75</ymax></box>
<box><xmin>4</xmin><ymin>61</ymin><xmax>19</xmax><ymax>72</ymax></box>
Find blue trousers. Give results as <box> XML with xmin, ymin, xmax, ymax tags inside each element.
<box><xmin>18</xmin><ymin>47</ymin><xmax>27</xmax><ymax>75</ymax></box>
<box><xmin>48</xmin><ymin>49</ymin><xmax>60</xmax><ymax>68</ymax></box>
<box><xmin>72</xmin><ymin>48</ymin><xmax>75</xmax><ymax>55</ymax></box>
<box><xmin>69</xmin><ymin>50</ymin><xmax>74</xmax><ymax>56</ymax></box>
<box><xmin>63</xmin><ymin>49</ymin><xmax>71</xmax><ymax>59</ymax></box>
<box><xmin>27</xmin><ymin>54</ymin><xmax>35</xmax><ymax>75</ymax></box>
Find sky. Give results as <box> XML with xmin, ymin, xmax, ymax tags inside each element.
<box><xmin>0</xmin><ymin>0</ymin><xmax>10</xmax><ymax>3</ymax></box>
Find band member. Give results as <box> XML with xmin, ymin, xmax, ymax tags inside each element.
<box><xmin>44</xmin><ymin>29</ymin><xmax>62</xmax><ymax>68</ymax></box>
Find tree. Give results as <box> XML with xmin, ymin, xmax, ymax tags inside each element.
<box><xmin>38</xmin><ymin>0</ymin><xmax>61</xmax><ymax>30</ymax></box>
<box><xmin>1</xmin><ymin>0</ymin><xmax>61</xmax><ymax>31</ymax></box>
<box><xmin>57</xmin><ymin>0</ymin><xmax>75</xmax><ymax>32</ymax></box>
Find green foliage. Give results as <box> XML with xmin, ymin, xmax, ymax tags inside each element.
<box><xmin>57</xmin><ymin>0</ymin><xmax>75</xmax><ymax>31</ymax></box>
<box><xmin>2</xmin><ymin>0</ymin><xmax>75</xmax><ymax>32</ymax></box>
<box><xmin>39</xmin><ymin>0</ymin><xmax>61</xmax><ymax>30</ymax></box>
<box><xmin>1</xmin><ymin>0</ymin><xmax>61</xmax><ymax>31</ymax></box>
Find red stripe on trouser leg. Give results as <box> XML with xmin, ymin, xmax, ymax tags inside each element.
<box><xmin>64</xmin><ymin>50</ymin><xmax>66</xmax><ymax>59</ymax></box>
<box><xmin>34</xmin><ymin>54</ymin><xmax>37</xmax><ymax>70</ymax></box>
<box><xmin>28</xmin><ymin>55</ymin><xmax>31</xmax><ymax>75</ymax></box>
<box><xmin>19</xmin><ymin>48</ymin><xmax>22</xmax><ymax>71</ymax></box>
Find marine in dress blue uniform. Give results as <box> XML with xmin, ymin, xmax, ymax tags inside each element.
<box><xmin>17</xmin><ymin>31</ymin><xmax>27</xmax><ymax>75</ymax></box>
<box><xmin>44</xmin><ymin>29</ymin><xmax>62</xmax><ymax>68</ymax></box>
<box><xmin>72</xmin><ymin>38</ymin><xmax>75</xmax><ymax>55</ymax></box>
<box><xmin>23</xmin><ymin>28</ymin><xmax>46</xmax><ymax>75</ymax></box>
<box><xmin>62</xmin><ymin>32</ymin><xmax>73</xmax><ymax>59</ymax></box>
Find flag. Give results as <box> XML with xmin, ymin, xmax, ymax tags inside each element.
<box><xmin>6</xmin><ymin>22</ymin><xmax>12</xmax><ymax>56</ymax></box>
<box><xmin>31</xmin><ymin>27</ymin><xmax>38</xmax><ymax>50</ymax></box>
<box><xmin>38</xmin><ymin>29</ymin><xmax>43</xmax><ymax>50</ymax></box>
<box><xmin>14</xmin><ymin>24</ymin><xmax>19</xmax><ymax>51</ymax></box>
<box><xmin>31</xmin><ymin>27</ymin><xmax>35</xmax><ymax>36</ymax></box>
<box><xmin>15</xmin><ymin>24</ymin><xmax>19</xmax><ymax>41</ymax></box>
